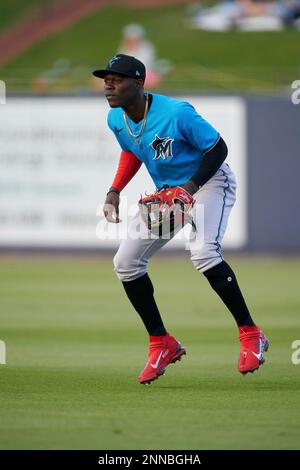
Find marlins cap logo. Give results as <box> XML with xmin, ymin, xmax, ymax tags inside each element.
<box><xmin>108</xmin><ymin>55</ymin><xmax>121</xmax><ymax>68</ymax></box>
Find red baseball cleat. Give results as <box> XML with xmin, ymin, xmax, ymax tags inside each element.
<box><xmin>238</xmin><ymin>325</ymin><xmax>269</xmax><ymax>375</ymax></box>
<box><xmin>138</xmin><ymin>332</ymin><xmax>186</xmax><ymax>385</ymax></box>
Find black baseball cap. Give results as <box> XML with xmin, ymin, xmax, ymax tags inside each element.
<box><xmin>92</xmin><ymin>54</ymin><xmax>146</xmax><ymax>81</ymax></box>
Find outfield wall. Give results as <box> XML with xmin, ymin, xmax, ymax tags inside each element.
<box><xmin>246</xmin><ymin>96</ymin><xmax>300</xmax><ymax>252</ymax></box>
<box><xmin>0</xmin><ymin>95</ymin><xmax>299</xmax><ymax>252</ymax></box>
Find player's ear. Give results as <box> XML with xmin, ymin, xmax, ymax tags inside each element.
<box><xmin>135</xmin><ymin>79</ymin><xmax>144</xmax><ymax>90</ymax></box>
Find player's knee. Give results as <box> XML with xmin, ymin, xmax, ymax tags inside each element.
<box><xmin>190</xmin><ymin>243</ymin><xmax>222</xmax><ymax>273</ymax></box>
<box><xmin>113</xmin><ymin>252</ymin><xmax>147</xmax><ymax>282</ymax></box>
<box><xmin>113</xmin><ymin>253</ymin><xmax>133</xmax><ymax>280</ymax></box>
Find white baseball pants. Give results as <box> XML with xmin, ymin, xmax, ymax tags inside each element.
<box><xmin>113</xmin><ymin>162</ymin><xmax>237</xmax><ymax>281</ymax></box>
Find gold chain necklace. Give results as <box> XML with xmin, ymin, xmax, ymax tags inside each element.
<box><xmin>123</xmin><ymin>93</ymin><xmax>149</xmax><ymax>143</ymax></box>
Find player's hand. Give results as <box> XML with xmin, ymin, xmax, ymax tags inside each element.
<box><xmin>103</xmin><ymin>191</ymin><xmax>121</xmax><ymax>223</ymax></box>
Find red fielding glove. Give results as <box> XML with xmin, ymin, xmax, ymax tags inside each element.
<box><xmin>138</xmin><ymin>186</ymin><xmax>194</xmax><ymax>236</ymax></box>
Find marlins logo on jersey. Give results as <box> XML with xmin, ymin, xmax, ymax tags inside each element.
<box><xmin>151</xmin><ymin>135</ymin><xmax>174</xmax><ymax>160</ymax></box>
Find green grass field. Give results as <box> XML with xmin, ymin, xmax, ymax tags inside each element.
<box><xmin>0</xmin><ymin>255</ymin><xmax>300</xmax><ymax>450</ymax></box>
<box><xmin>0</xmin><ymin>0</ymin><xmax>44</xmax><ymax>32</ymax></box>
<box><xmin>1</xmin><ymin>4</ymin><xmax>299</xmax><ymax>92</ymax></box>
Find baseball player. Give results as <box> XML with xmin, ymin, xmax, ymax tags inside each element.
<box><xmin>93</xmin><ymin>54</ymin><xmax>269</xmax><ymax>385</ymax></box>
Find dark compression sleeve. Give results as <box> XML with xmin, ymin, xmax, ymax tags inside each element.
<box><xmin>191</xmin><ymin>136</ymin><xmax>228</xmax><ymax>188</ymax></box>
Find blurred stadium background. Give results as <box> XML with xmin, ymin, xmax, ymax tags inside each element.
<box><xmin>0</xmin><ymin>0</ymin><xmax>300</xmax><ymax>451</ymax></box>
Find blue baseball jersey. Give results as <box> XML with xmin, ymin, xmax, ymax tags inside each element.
<box><xmin>107</xmin><ymin>93</ymin><xmax>219</xmax><ymax>189</ymax></box>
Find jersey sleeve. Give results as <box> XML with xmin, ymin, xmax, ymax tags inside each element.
<box><xmin>107</xmin><ymin>110</ymin><xmax>130</xmax><ymax>152</ymax></box>
<box><xmin>176</xmin><ymin>102</ymin><xmax>219</xmax><ymax>154</ymax></box>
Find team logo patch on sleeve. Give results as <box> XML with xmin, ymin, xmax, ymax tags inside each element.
<box><xmin>151</xmin><ymin>134</ymin><xmax>174</xmax><ymax>160</ymax></box>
